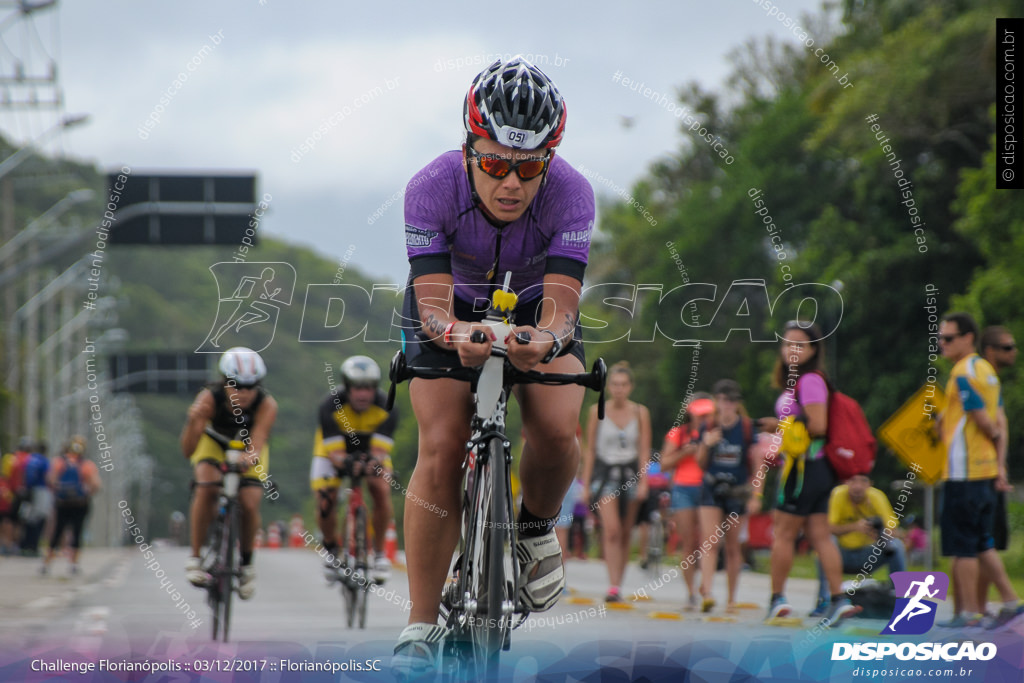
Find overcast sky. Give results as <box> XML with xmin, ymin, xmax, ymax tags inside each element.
<box><xmin>3</xmin><ymin>0</ymin><xmax>828</xmax><ymax>282</ymax></box>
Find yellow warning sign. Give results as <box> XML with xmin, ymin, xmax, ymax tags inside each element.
<box><xmin>878</xmin><ymin>384</ymin><xmax>946</xmax><ymax>485</ymax></box>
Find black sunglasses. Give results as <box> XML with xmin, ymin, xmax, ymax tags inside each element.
<box><xmin>467</xmin><ymin>147</ymin><xmax>550</xmax><ymax>181</ymax></box>
<box><xmin>938</xmin><ymin>333</ymin><xmax>963</xmax><ymax>344</ymax></box>
<box><xmin>233</xmin><ymin>382</ymin><xmax>261</xmax><ymax>390</ymax></box>
<box><xmin>995</xmin><ymin>343</ymin><xmax>1017</xmax><ymax>351</ymax></box>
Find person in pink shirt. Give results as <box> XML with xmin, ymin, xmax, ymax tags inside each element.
<box><xmin>758</xmin><ymin>321</ymin><xmax>852</xmax><ymax>627</ymax></box>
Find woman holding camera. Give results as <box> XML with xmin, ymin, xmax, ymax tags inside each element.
<box><xmin>695</xmin><ymin>380</ymin><xmax>762</xmax><ymax>613</ymax></box>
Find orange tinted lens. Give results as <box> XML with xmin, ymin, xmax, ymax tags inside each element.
<box><xmin>478</xmin><ymin>156</ymin><xmax>511</xmax><ymax>178</ymax></box>
<box><xmin>516</xmin><ymin>159</ymin><xmax>546</xmax><ymax>179</ymax></box>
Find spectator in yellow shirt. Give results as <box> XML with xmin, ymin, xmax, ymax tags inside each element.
<box><xmin>813</xmin><ymin>474</ymin><xmax>906</xmax><ymax>613</ymax></box>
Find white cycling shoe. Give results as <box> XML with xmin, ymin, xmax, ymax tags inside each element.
<box><xmin>372</xmin><ymin>556</ymin><xmax>392</xmax><ymax>584</ymax></box>
<box><xmin>238</xmin><ymin>565</ymin><xmax>256</xmax><ymax>600</ymax></box>
<box><xmin>391</xmin><ymin>623</ymin><xmax>446</xmax><ymax>680</ymax></box>
<box><xmin>515</xmin><ymin>530</ymin><xmax>564</xmax><ymax>612</ymax></box>
<box><xmin>185</xmin><ymin>556</ymin><xmax>210</xmax><ymax>587</ymax></box>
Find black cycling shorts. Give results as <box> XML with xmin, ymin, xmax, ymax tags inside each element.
<box><xmin>775</xmin><ymin>457</ymin><xmax>835</xmax><ymax>517</ymax></box>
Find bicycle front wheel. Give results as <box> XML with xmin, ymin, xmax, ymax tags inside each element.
<box><xmin>220</xmin><ymin>504</ymin><xmax>238</xmax><ymax>641</ymax></box>
<box><xmin>206</xmin><ymin>511</ymin><xmax>226</xmax><ymax>641</ymax></box>
<box><xmin>355</xmin><ymin>505</ymin><xmax>369</xmax><ymax>629</ymax></box>
<box><xmin>481</xmin><ymin>436</ymin><xmax>510</xmax><ymax>675</ymax></box>
<box><xmin>449</xmin><ymin>437</ymin><xmax>512</xmax><ymax>681</ymax></box>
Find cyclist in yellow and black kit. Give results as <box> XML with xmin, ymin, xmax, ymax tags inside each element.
<box><xmin>182</xmin><ymin>347</ymin><xmax>278</xmax><ymax>599</ymax></box>
<box><xmin>311</xmin><ymin>356</ymin><xmax>397</xmax><ymax>583</ymax></box>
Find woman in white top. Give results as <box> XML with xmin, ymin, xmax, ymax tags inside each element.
<box><xmin>582</xmin><ymin>362</ymin><xmax>652</xmax><ymax>601</ymax></box>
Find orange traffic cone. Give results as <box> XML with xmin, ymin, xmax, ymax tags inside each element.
<box><xmin>254</xmin><ymin>528</ymin><xmax>264</xmax><ymax>548</ymax></box>
<box><xmin>267</xmin><ymin>524</ymin><xmax>282</xmax><ymax>549</ymax></box>
<box><xmin>289</xmin><ymin>514</ymin><xmax>305</xmax><ymax>548</ymax></box>
<box><xmin>384</xmin><ymin>521</ymin><xmax>398</xmax><ymax>562</ymax></box>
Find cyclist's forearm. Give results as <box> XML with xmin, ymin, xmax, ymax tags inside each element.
<box><xmin>247</xmin><ymin>429</ymin><xmax>271</xmax><ymax>456</ymax></box>
<box><xmin>421</xmin><ymin>310</ymin><xmax>458</xmax><ymax>348</ymax></box>
<box><xmin>246</xmin><ymin>397</ymin><xmax>277</xmax><ymax>456</ymax></box>
<box><xmin>538</xmin><ymin>274</ymin><xmax>581</xmax><ymax>347</ymax></box>
<box><xmin>180</xmin><ymin>419</ymin><xmax>204</xmax><ymax>459</ymax></box>
<box><xmin>181</xmin><ymin>390</ymin><xmax>213</xmax><ymax>458</ymax></box>
<box><xmin>413</xmin><ymin>275</ymin><xmax>464</xmax><ymax>349</ymax></box>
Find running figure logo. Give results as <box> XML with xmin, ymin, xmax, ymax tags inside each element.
<box><xmin>882</xmin><ymin>571</ymin><xmax>949</xmax><ymax>635</ymax></box>
<box><xmin>197</xmin><ymin>262</ymin><xmax>296</xmax><ymax>353</ymax></box>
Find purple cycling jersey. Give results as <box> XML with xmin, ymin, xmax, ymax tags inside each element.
<box><xmin>404</xmin><ymin>150</ymin><xmax>595</xmax><ymax>303</ymax></box>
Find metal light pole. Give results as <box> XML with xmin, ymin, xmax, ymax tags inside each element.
<box><xmin>4</xmin><ymin>190</ymin><xmax>94</xmax><ymax>439</ymax></box>
<box><xmin>0</xmin><ymin>114</ymin><xmax>90</xmax><ymax>181</ymax></box>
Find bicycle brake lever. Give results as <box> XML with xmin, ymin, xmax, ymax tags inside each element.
<box><xmin>514</xmin><ymin>331</ymin><xmax>531</xmax><ymax>345</ymax></box>
<box><xmin>593</xmin><ymin>358</ymin><xmax>608</xmax><ymax>420</ymax></box>
<box><xmin>386</xmin><ymin>350</ymin><xmax>405</xmax><ymax>410</ymax></box>
<box><xmin>470</xmin><ymin>330</ymin><xmax>488</xmax><ymax>344</ymax></box>
<box><xmin>386</xmin><ymin>381</ymin><xmax>397</xmax><ymax>411</ymax></box>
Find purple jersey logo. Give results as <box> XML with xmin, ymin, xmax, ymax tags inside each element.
<box><xmin>882</xmin><ymin>571</ymin><xmax>949</xmax><ymax>635</ymax></box>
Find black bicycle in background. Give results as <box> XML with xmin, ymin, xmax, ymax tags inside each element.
<box><xmin>328</xmin><ymin>451</ymin><xmax>377</xmax><ymax>629</ymax></box>
<box><xmin>194</xmin><ymin>428</ymin><xmax>249</xmax><ymax>641</ymax></box>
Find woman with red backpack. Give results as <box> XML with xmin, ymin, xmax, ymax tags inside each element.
<box><xmin>759</xmin><ymin>321</ymin><xmax>853</xmax><ymax>627</ymax></box>
<box><xmin>41</xmin><ymin>436</ymin><xmax>101</xmax><ymax>576</ymax></box>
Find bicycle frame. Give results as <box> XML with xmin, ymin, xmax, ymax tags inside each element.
<box><xmin>336</xmin><ymin>458</ymin><xmax>372</xmax><ymax>629</ymax></box>
<box><xmin>199</xmin><ymin>428</ymin><xmax>247</xmax><ymax>642</ymax></box>
<box><xmin>387</xmin><ymin>275</ymin><xmax>606</xmax><ymax>679</ymax></box>
<box><xmin>452</xmin><ymin>325</ymin><xmax>519</xmax><ymax>676</ymax></box>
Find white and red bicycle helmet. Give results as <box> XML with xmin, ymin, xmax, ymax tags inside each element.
<box><xmin>464</xmin><ymin>56</ymin><xmax>566</xmax><ymax>150</ymax></box>
<box><xmin>218</xmin><ymin>347</ymin><xmax>267</xmax><ymax>385</ymax></box>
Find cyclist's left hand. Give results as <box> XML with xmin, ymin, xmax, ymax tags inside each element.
<box><xmin>506</xmin><ymin>326</ymin><xmax>549</xmax><ymax>371</ymax></box>
<box><xmin>355</xmin><ymin>455</ymin><xmax>382</xmax><ymax>478</ymax></box>
<box><xmin>242</xmin><ymin>451</ymin><xmax>261</xmax><ymax>469</ymax></box>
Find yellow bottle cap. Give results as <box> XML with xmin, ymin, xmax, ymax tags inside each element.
<box><xmin>492</xmin><ymin>289</ymin><xmax>518</xmax><ymax>313</ymax></box>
